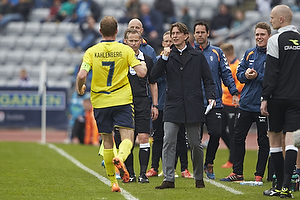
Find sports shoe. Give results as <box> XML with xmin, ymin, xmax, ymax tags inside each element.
<box><xmin>123</xmin><ymin>174</ymin><xmax>136</xmax><ymax>183</ymax></box>
<box><xmin>220</xmin><ymin>172</ymin><xmax>244</xmax><ymax>182</ymax></box>
<box><xmin>158</xmin><ymin>170</ymin><xmax>179</xmax><ymax>177</ymax></box>
<box><xmin>138</xmin><ymin>173</ymin><xmax>149</xmax><ymax>183</ymax></box>
<box><xmin>204</xmin><ymin>164</ymin><xmax>215</xmax><ymax>179</ymax></box>
<box><xmin>116</xmin><ymin>172</ymin><xmax>121</xmax><ymax>179</ymax></box>
<box><xmin>158</xmin><ymin>171</ymin><xmax>164</xmax><ymax>177</ymax></box>
<box><xmin>181</xmin><ymin>169</ymin><xmax>193</xmax><ymax>178</ymax></box>
<box><xmin>195</xmin><ymin>179</ymin><xmax>205</xmax><ymax>188</ymax></box>
<box><xmin>115</xmin><ymin>166</ymin><xmax>121</xmax><ymax>179</ymax></box>
<box><xmin>113</xmin><ymin>157</ymin><xmax>129</xmax><ymax>183</ymax></box>
<box><xmin>111</xmin><ymin>183</ymin><xmax>121</xmax><ymax>192</ymax></box>
<box><xmin>146</xmin><ymin>168</ymin><xmax>158</xmax><ymax>177</ymax></box>
<box><xmin>155</xmin><ymin>181</ymin><xmax>175</xmax><ymax>189</ymax></box>
<box><xmin>280</xmin><ymin>187</ymin><xmax>294</xmax><ymax>198</ymax></box>
<box><xmin>255</xmin><ymin>175</ymin><xmax>262</xmax><ymax>182</ymax></box>
<box><xmin>221</xmin><ymin>161</ymin><xmax>233</xmax><ymax>168</ymax></box>
<box><xmin>263</xmin><ymin>187</ymin><xmax>281</xmax><ymax>196</ymax></box>
<box><xmin>174</xmin><ymin>170</ymin><xmax>179</xmax><ymax>178</ymax></box>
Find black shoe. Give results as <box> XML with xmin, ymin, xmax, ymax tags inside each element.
<box><xmin>263</xmin><ymin>188</ymin><xmax>281</xmax><ymax>196</ymax></box>
<box><xmin>123</xmin><ymin>174</ymin><xmax>136</xmax><ymax>183</ymax></box>
<box><xmin>155</xmin><ymin>181</ymin><xmax>175</xmax><ymax>189</ymax></box>
<box><xmin>280</xmin><ymin>187</ymin><xmax>294</xmax><ymax>198</ymax></box>
<box><xmin>195</xmin><ymin>179</ymin><xmax>205</xmax><ymax>188</ymax></box>
<box><xmin>138</xmin><ymin>173</ymin><xmax>149</xmax><ymax>183</ymax></box>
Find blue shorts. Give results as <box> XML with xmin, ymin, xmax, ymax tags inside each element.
<box><xmin>93</xmin><ymin>104</ymin><xmax>135</xmax><ymax>134</ymax></box>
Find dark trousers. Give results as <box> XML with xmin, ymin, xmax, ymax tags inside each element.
<box><xmin>221</xmin><ymin>105</ymin><xmax>238</xmax><ymax>163</ymax></box>
<box><xmin>204</xmin><ymin>108</ymin><xmax>222</xmax><ymax>166</ymax></box>
<box><xmin>232</xmin><ymin>109</ymin><xmax>270</xmax><ymax>177</ymax></box>
<box><xmin>151</xmin><ymin>111</ymin><xmax>164</xmax><ymax>171</ymax></box>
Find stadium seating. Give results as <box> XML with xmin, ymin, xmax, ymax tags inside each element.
<box><xmin>29</xmin><ymin>8</ymin><xmax>50</xmax><ymax>22</ymax></box>
<box><xmin>39</xmin><ymin>22</ymin><xmax>59</xmax><ymax>36</ymax></box>
<box><xmin>23</xmin><ymin>22</ymin><xmax>41</xmax><ymax>36</ymax></box>
<box><xmin>15</xmin><ymin>35</ymin><xmax>35</xmax><ymax>51</ymax></box>
<box><xmin>3</xmin><ymin>22</ymin><xmax>25</xmax><ymax>36</ymax></box>
<box><xmin>2</xmin><ymin>0</ymin><xmax>297</xmax><ymax>88</ymax></box>
<box><xmin>0</xmin><ymin>35</ymin><xmax>17</xmax><ymax>50</ymax></box>
<box><xmin>47</xmin><ymin>36</ymin><xmax>67</xmax><ymax>51</ymax></box>
<box><xmin>22</xmin><ymin>50</ymin><xmax>42</xmax><ymax>66</ymax></box>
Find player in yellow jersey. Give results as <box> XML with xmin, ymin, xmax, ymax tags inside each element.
<box><xmin>76</xmin><ymin>16</ymin><xmax>147</xmax><ymax>192</ymax></box>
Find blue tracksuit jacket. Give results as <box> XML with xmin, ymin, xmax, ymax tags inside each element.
<box><xmin>237</xmin><ymin>46</ymin><xmax>267</xmax><ymax>112</ymax></box>
<box><xmin>194</xmin><ymin>42</ymin><xmax>238</xmax><ymax>108</ymax></box>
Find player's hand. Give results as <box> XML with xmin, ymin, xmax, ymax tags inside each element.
<box><xmin>78</xmin><ymin>84</ymin><xmax>86</xmax><ymax>95</ymax></box>
<box><xmin>208</xmin><ymin>99</ymin><xmax>216</xmax><ymax>108</ymax></box>
<box><xmin>260</xmin><ymin>100</ymin><xmax>269</xmax><ymax>116</ymax></box>
<box><xmin>232</xmin><ymin>95</ymin><xmax>240</xmax><ymax>107</ymax></box>
<box><xmin>151</xmin><ymin>106</ymin><xmax>159</xmax><ymax>121</ymax></box>
<box><xmin>245</xmin><ymin>68</ymin><xmax>257</xmax><ymax>79</ymax></box>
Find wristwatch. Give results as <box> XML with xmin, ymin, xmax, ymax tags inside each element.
<box><xmin>152</xmin><ymin>105</ymin><xmax>159</xmax><ymax>109</ymax></box>
<box><xmin>261</xmin><ymin>97</ymin><xmax>267</xmax><ymax>101</ymax></box>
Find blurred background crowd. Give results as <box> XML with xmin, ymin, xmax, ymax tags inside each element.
<box><xmin>1</xmin><ymin>0</ymin><xmax>300</xmax><ymax>88</ymax></box>
<box><xmin>0</xmin><ymin>0</ymin><xmax>300</xmax><ymax>140</ymax></box>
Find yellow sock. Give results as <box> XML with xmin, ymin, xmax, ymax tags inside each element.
<box><xmin>117</xmin><ymin>139</ymin><xmax>133</xmax><ymax>162</ymax></box>
<box><xmin>103</xmin><ymin>149</ymin><xmax>117</xmax><ymax>186</ymax></box>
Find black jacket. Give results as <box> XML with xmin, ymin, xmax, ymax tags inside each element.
<box><xmin>128</xmin><ymin>53</ymin><xmax>155</xmax><ymax>97</ymax></box>
<box><xmin>151</xmin><ymin>43</ymin><xmax>215</xmax><ymax>123</ymax></box>
<box><xmin>262</xmin><ymin>25</ymin><xmax>300</xmax><ymax>100</ymax></box>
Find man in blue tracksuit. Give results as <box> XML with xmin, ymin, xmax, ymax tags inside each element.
<box><xmin>193</xmin><ymin>21</ymin><xmax>239</xmax><ymax>179</ymax></box>
<box><xmin>221</xmin><ymin>22</ymin><xmax>270</xmax><ymax>182</ymax></box>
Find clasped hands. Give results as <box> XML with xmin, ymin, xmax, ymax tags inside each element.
<box><xmin>245</xmin><ymin>68</ymin><xmax>257</xmax><ymax>80</ymax></box>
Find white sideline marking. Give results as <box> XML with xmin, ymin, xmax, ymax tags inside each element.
<box><xmin>47</xmin><ymin>143</ymin><xmax>139</xmax><ymax>200</ymax></box>
<box><xmin>205</xmin><ymin>178</ymin><xmax>244</xmax><ymax>195</ymax></box>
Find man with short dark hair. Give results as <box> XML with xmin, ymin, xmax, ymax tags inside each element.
<box><xmin>193</xmin><ymin>21</ymin><xmax>239</xmax><ymax>180</ymax></box>
<box><xmin>152</xmin><ymin>22</ymin><xmax>215</xmax><ymax>189</ymax></box>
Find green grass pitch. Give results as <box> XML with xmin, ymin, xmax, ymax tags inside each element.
<box><xmin>0</xmin><ymin>142</ymin><xmax>299</xmax><ymax>200</ymax></box>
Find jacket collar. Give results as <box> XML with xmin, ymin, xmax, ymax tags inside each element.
<box><xmin>230</xmin><ymin>57</ymin><xmax>238</xmax><ymax>65</ymax></box>
<box><xmin>171</xmin><ymin>42</ymin><xmax>193</xmax><ymax>53</ymax></box>
<box><xmin>194</xmin><ymin>41</ymin><xmax>210</xmax><ymax>51</ymax></box>
<box><xmin>278</xmin><ymin>25</ymin><xmax>298</xmax><ymax>33</ymax></box>
<box><xmin>256</xmin><ymin>45</ymin><xmax>267</xmax><ymax>53</ymax></box>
